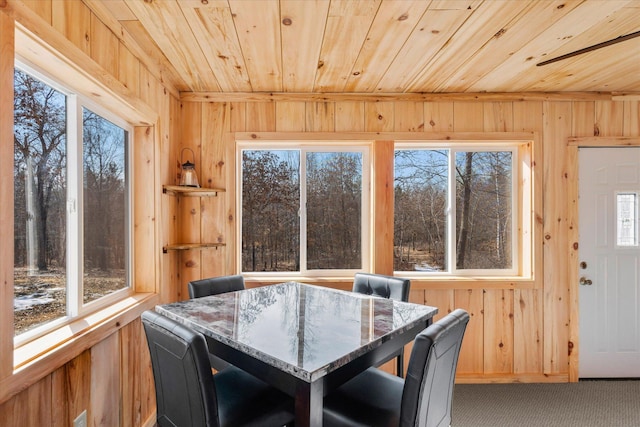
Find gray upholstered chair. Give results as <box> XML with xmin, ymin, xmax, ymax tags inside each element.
<box><xmin>187</xmin><ymin>275</ymin><xmax>245</xmax><ymax>371</ymax></box>
<box><xmin>188</xmin><ymin>274</ymin><xmax>245</xmax><ymax>299</ymax></box>
<box><xmin>323</xmin><ymin>309</ymin><xmax>470</xmax><ymax>427</ymax></box>
<box><xmin>142</xmin><ymin>310</ymin><xmax>294</xmax><ymax>427</ymax></box>
<box><xmin>352</xmin><ymin>272</ymin><xmax>411</xmax><ymax>376</ymax></box>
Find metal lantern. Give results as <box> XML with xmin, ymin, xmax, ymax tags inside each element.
<box><xmin>179</xmin><ymin>148</ymin><xmax>200</xmax><ymax>187</ymax></box>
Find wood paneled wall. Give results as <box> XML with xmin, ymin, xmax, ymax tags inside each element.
<box><xmin>1</xmin><ymin>1</ymin><xmax>172</xmax><ymax>425</ymax></box>
<box><xmin>1</xmin><ymin>0</ymin><xmax>639</xmax><ymax>426</ymax></box>
<box><xmin>173</xmin><ymin>98</ymin><xmax>639</xmax><ymax>384</ymax></box>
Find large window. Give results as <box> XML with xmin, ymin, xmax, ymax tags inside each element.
<box><xmin>240</xmin><ymin>145</ymin><xmax>369</xmax><ymax>275</ymax></box>
<box><xmin>394</xmin><ymin>145</ymin><xmax>516</xmax><ymax>275</ymax></box>
<box><xmin>13</xmin><ymin>64</ymin><xmax>130</xmax><ymax>339</ymax></box>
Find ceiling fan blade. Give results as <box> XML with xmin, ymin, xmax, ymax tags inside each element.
<box><xmin>537</xmin><ymin>30</ymin><xmax>640</xmax><ymax>66</ymax></box>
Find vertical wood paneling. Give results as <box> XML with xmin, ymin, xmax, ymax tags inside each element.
<box><xmin>454</xmin><ymin>289</ymin><xmax>484</xmax><ymax>374</ymax></box>
<box><xmin>542</xmin><ymin>101</ymin><xmax>572</xmax><ymax>374</ymax></box>
<box><xmin>595</xmin><ymin>100</ymin><xmax>624</xmax><ymax>137</ymax></box>
<box><xmin>306</xmin><ymin>102</ymin><xmax>335</xmax><ymax>131</ymax></box>
<box><xmin>0</xmin><ymin>10</ymin><xmax>15</xmax><ymax>378</ymax></box>
<box><xmin>51</xmin><ymin>350</ymin><xmax>91</xmax><ymax>427</ymax></box>
<box><xmin>201</xmin><ymin>103</ymin><xmax>229</xmax><ymax>278</ymax></box>
<box><xmin>336</xmin><ymin>101</ymin><xmax>365</xmax><ymax>131</ymax></box>
<box><xmin>483</xmin><ymin>289</ymin><xmax>514</xmax><ymax>374</ymax></box>
<box><xmin>90</xmin><ymin>14</ymin><xmax>119</xmax><ymax>77</ymax></box>
<box><xmin>514</xmin><ymin>289</ymin><xmax>543</xmax><ymax>373</ymax></box>
<box><xmin>394</xmin><ymin>101</ymin><xmax>424</xmax><ymax>132</ymax></box>
<box><xmin>22</xmin><ymin>0</ymin><xmax>52</xmax><ymax>23</ymax></box>
<box><xmin>276</xmin><ymin>101</ymin><xmax>306</xmax><ymax>131</ymax></box>
<box><xmin>91</xmin><ymin>333</ymin><xmax>120</xmax><ymax>427</ymax></box>
<box><xmin>121</xmin><ymin>320</ymin><xmax>143</xmax><ymax>427</ymax></box>
<box><xmin>364</xmin><ymin>101</ymin><xmax>394</xmax><ymax>132</ymax></box>
<box><xmin>623</xmin><ymin>101</ymin><xmax>639</xmax><ymax>136</ymax></box>
<box><xmin>0</xmin><ymin>376</ymin><xmax>51</xmax><ymax>425</ymax></box>
<box><xmin>424</xmin><ymin>289</ymin><xmax>455</xmax><ymax>321</ymax></box>
<box><xmin>247</xmin><ymin>103</ymin><xmax>276</xmax><ymax>132</ymax></box>
<box><xmin>52</xmin><ymin>0</ymin><xmax>91</xmax><ymax>55</ymax></box>
<box><xmin>118</xmin><ymin>42</ymin><xmax>140</xmax><ymax>95</ymax></box>
<box><xmin>424</xmin><ymin>102</ymin><xmax>453</xmax><ymax>132</ymax></box>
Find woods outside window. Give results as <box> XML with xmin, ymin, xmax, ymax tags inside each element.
<box><xmin>394</xmin><ymin>145</ymin><xmax>517</xmax><ymax>276</ymax></box>
<box><xmin>13</xmin><ymin>62</ymin><xmax>131</xmax><ymax>343</ymax></box>
<box><xmin>239</xmin><ymin>144</ymin><xmax>370</xmax><ymax>276</ymax></box>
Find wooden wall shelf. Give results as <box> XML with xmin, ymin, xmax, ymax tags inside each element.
<box><xmin>162</xmin><ymin>185</ymin><xmax>225</xmax><ymax>197</ymax></box>
<box><xmin>162</xmin><ymin>242</ymin><xmax>226</xmax><ymax>253</ymax></box>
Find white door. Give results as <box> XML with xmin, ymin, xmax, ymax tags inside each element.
<box><xmin>579</xmin><ymin>147</ymin><xmax>640</xmax><ymax>378</ymax></box>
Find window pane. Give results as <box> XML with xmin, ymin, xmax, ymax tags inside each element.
<box><xmin>455</xmin><ymin>151</ymin><xmax>512</xmax><ymax>270</ymax></box>
<box><xmin>306</xmin><ymin>152</ymin><xmax>362</xmax><ymax>270</ymax></box>
<box><xmin>82</xmin><ymin>109</ymin><xmax>128</xmax><ymax>304</ymax></box>
<box><xmin>242</xmin><ymin>150</ymin><xmax>300</xmax><ymax>272</ymax></box>
<box><xmin>394</xmin><ymin>150</ymin><xmax>448</xmax><ymax>272</ymax></box>
<box><xmin>14</xmin><ymin>69</ymin><xmax>68</xmax><ymax>335</ymax></box>
<box><xmin>617</xmin><ymin>193</ymin><xmax>638</xmax><ymax>246</ymax></box>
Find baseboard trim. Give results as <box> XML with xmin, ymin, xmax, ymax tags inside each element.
<box><xmin>456</xmin><ymin>373</ymin><xmax>570</xmax><ymax>384</ymax></box>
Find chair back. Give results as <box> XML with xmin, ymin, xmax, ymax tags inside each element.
<box><xmin>188</xmin><ymin>275</ymin><xmax>245</xmax><ymax>299</ymax></box>
<box><xmin>400</xmin><ymin>309</ymin><xmax>470</xmax><ymax>427</ymax></box>
<box><xmin>352</xmin><ymin>272</ymin><xmax>410</xmax><ymax>302</ymax></box>
<box><xmin>142</xmin><ymin>310</ymin><xmax>220</xmax><ymax>427</ymax></box>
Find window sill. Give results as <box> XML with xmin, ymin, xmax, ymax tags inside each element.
<box><xmin>1</xmin><ymin>292</ymin><xmax>158</xmax><ymax>405</ymax></box>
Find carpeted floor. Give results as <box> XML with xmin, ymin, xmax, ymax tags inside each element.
<box><xmin>451</xmin><ymin>380</ymin><xmax>640</xmax><ymax>427</ymax></box>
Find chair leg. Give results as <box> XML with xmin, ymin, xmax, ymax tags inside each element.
<box><xmin>397</xmin><ymin>349</ymin><xmax>404</xmax><ymax>378</ymax></box>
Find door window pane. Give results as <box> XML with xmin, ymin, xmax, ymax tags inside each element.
<box><xmin>617</xmin><ymin>193</ymin><xmax>638</xmax><ymax>247</ymax></box>
<box><xmin>82</xmin><ymin>109</ymin><xmax>128</xmax><ymax>303</ymax></box>
<box><xmin>14</xmin><ymin>68</ymin><xmax>68</xmax><ymax>335</ymax></box>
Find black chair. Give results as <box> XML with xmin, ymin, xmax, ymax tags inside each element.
<box><xmin>142</xmin><ymin>310</ymin><xmax>294</xmax><ymax>427</ymax></box>
<box><xmin>323</xmin><ymin>309</ymin><xmax>470</xmax><ymax>427</ymax></box>
<box><xmin>187</xmin><ymin>275</ymin><xmax>245</xmax><ymax>371</ymax></box>
<box><xmin>352</xmin><ymin>272</ymin><xmax>411</xmax><ymax>376</ymax></box>
<box><xmin>188</xmin><ymin>274</ymin><xmax>245</xmax><ymax>299</ymax></box>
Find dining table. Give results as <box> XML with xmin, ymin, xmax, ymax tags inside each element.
<box><xmin>155</xmin><ymin>281</ymin><xmax>438</xmax><ymax>427</ymax></box>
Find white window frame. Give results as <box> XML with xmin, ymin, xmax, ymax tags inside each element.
<box><xmin>237</xmin><ymin>141</ymin><xmax>371</xmax><ymax>278</ymax></box>
<box><xmin>14</xmin><ymin>59</ymin><xmax>133</xmax><ymax>347</ymax></box>
<box><xmin>394</xmin><ymin>142</ymin><xmax>520</xmax><ymax>277</ymax></box>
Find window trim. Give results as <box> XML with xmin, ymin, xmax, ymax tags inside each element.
<box><xmin>236</xmin><ymin>140</ymin><xmax>372</xmax><ymax>277</ymax></box>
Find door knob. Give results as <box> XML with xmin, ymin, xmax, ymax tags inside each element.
<box><xmin>579</xmin><ymin>277</ymin><xmax>593</xmax><ymax>286</ymax></box>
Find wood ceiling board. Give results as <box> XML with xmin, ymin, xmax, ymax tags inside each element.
<box><xmin>119</xmin><ymin>19</ymin><xmax>190</xmax><ymax>92</ymax></box>
<box><xmin>438</xmin><ymin>0</ymin><xmax>584</xmax><ymax>93</ymax></box>
<box><xmin>344</xmin><ymin>0</ymin><xmax>429</xmax><ymax>93</ymax></box>
<box><xmin>95</xmin><ymin>0</ymin><xmax>137</xmax><ymax>21</ymax></box>
<box><xmin>229</xmin><ymin>0</ymin><xmax>282</xmax><ymax>91</ymax></box>
<box><xmin>469</xmin><ymin>0</ymin><xmax>635</xmax><ymax>92</ymax></box>
<box><xmin>181</xmin><ymin>4</ymin><xmax>251</xmax><ymax>92</ymax></box>
<box><xmin>314</xmin><ymin>0</ymin><xmax>382</xmax><ymax>92</ymax></box>
<box><xmin>280</xmin><ymin>0</ymin><xmax>330</xmax><ymax>92</ymax></box>
<box><xmin>408</xmin><ymin>0</ymin><xmax>533</xmax><ymax>92</ymax></box>
<box><xmin>524</xmin><ymin>42</ymin><xmax>640</xmax><ymax>92</ymax></box>
<box><xmin>375</xmin><ymin>1</ymin><xmax>481</xmax><ymax>92</ymax></box>
<box><xmin>123</xmin><ymin>0</ymin><xmax>218</xmax><ymax>92</ymax></box>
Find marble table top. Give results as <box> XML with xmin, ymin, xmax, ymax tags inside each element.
<box><xmin>156</xmin><ymin>282</ymin><xmax>437</xmax><ymax>382</ymax></box>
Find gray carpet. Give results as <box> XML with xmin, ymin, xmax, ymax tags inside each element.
<box><xmin>452</xmin><ymin>380</ymin><xmax>640</xmax><ymax>427</ymax></box>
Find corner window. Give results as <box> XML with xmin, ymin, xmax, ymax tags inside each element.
<box><xmin>14</xmin><ymin>63</ymin><xmax>131</xmax><ymax>340</ymax></box>
<box><xmin>394</xmin><ymin>145</ymin><xmax>517</xmax><ymax>275</ymax></box>
<box><xmin>239</xmin><ymin>145</ymin><xmax>369</xmax><ymax>276</ymax></box>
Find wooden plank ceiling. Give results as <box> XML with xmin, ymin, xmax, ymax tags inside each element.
<box><xmin>94</xmin><ymin>0</ymin><xmax>640</xmax><ymax>95</ymax></box>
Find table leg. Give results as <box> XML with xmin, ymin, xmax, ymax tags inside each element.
<box><xmin>295</xmin><ymin>380</ymin><xmax>324</xmax><ymax>427</ymax></box>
